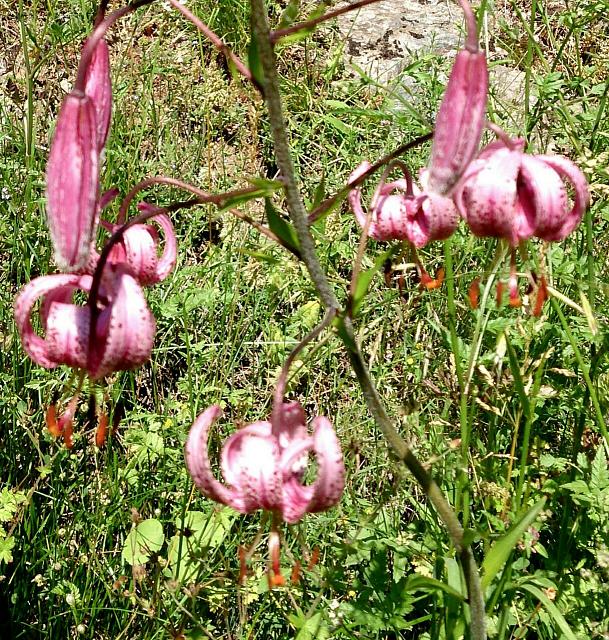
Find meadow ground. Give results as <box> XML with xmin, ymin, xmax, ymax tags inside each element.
<box><xmin>1</xmin><ymin>0</ymin><xmax>609</xmax><ymax>637</ymax></box>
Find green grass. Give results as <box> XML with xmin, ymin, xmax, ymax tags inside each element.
<box><xmin>1</xmin><ymin>0</ymin><xmax>609</xmax><ymax>637</ymax></box>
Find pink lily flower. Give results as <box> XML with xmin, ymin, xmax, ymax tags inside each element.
<box><xmin>102</xmin><ymin>202</ymin><xmax>177</xmax><ymax>285</ymax></box>
<box><xmin>185</xmin><ymin>401</ymin><xmax>345</xmax><ymax>524</ymax></box>
<box><xmin>14</xmin><ymin>264</ymin><xmax>155</xmax><ymax>380</ymax></box>
<box><xmin>427</xmin><ymin>0</ymin><xmax>488</xmax><ymax>196</ymax></box>
<box><xmin>348</xmin><ymin>161</ymin><xmax>459</xmax><ymax>247</ymax></box>
<box><xmin>455</xmin><ymin>135</ymin><xmax>590</xmax><ymax>246</ymax></box>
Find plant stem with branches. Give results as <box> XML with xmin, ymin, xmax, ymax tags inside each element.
<box><xmin>249</xmin><ymin>1</ymin><xmax>486</xmax><ymax>637</ymax></box>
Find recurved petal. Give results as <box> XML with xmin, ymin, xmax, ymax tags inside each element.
<box><xmin>458</xmin><ymin>146</ymin><xmax>523</xmax><ymax>245</ymax></box>
<box><xmin>88</xmin><ymin>265</ymin><xmax>155</xmax><ymax>379</ymax></box>
<box><xmin>122</xmin><ymin>208</ymin><xmax>178</xmax><ymax>285</ymax></box>
<box><xmin>517</xmin><ymin>155</ymin><xmax>567</xmax><ymax>243</ymax></box>
<box><xmin>220</xmin><ymin>422</ymin><xmax>282</xmax><ymax>512</ymax></box>
<box><xmin>274</xmin><ymin>401</ymin><xmax>307</xmax><ymax>449</ymax></box>
<box><xmin>45</xmin><ymin>303</ymin><xmax>90</xmax><ymax>371</ymax></box>
<box><xmin>280</xmin><ymin>417</ymin><xmax>345</xmax><ymax>524</ymax></box>
<box><xmin>14</xmin><ymin>275</ymin><xmax>87</xmax><ymax>369</ymax></box>
<box><xmin>46</xmin><ymin>92</ymin><xmax>99</xmax><ymax>272</ymax></box>
<box><xmin>185</xmin><ymin>406</ymin><xmax>246</xmax><ymax>510</ymax></box>
<box><xmin>406</xmin><ymin>192</ymin><xmax>459</xmax><ymax>248</ymax></box>
<box><xmin>83</xmin><ymin>38</ymin><xmax>112</xmax><ymax>150</ymax></box>
<box><xmin>373</xmin><ymin>194</ymin><xmax>410</xmax><ymax>241</ymax></box>
<box><xmin>534</xmin><ymin>154</ymin><xmax>590</xmax><ymax>241</ymax></box>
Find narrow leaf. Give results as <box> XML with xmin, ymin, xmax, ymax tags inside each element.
<box><xmin>517</xmin><ymin>583</ymin><xmax>577</xmax><ymax>640</ymax></box>
<box><xmin>481</xmin><ymin>498</ymin><xmax>545</xmax><ymax>589</ymax></box>
<box><xmin>265</xmin><ymin>199</ymin><xmax>301</xmax><ymax>257</ymax></box>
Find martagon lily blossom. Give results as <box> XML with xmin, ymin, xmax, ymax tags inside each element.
<box><xmin>455</xmin><ymin>127</ymin><xmax>590</xmax><ymax>245</ymax></box>
<box><xmin>185</xmin><ymin>311</ymin><xmax>345</xmax><ymax>584</ymax></box>
<box><xmin>348</xmin><ymin>161</ymin><xmax>459</xmax><ymax>247</ymax></box>
<box><xmin>14</xmin><ymin>264</ymin><xmax>156</xmax><ymax>381</ymax></box>
<box><xmin>454</xmin><ymin>124</ymin><xmax>590</xmax><ymax>308</ymax></box>
<box><xmin>185</xmin><ymin>401</ymin><xmax>345</xmax><ymax>524</ymax></box>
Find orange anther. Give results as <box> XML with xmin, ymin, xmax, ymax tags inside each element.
<box><xmin>46</xmin><ymin>405</ymin><xmax>62</xmax><ymax>438</ymax></box>
<box><xmin>95</xmin><ymin>413</ymin><xmax>109</xmax><ymax>448</ymax></box>
<box><xmin>468</xmin><ymin>278</ymin><xmax>480</xmax><ymax>309</ymax></box>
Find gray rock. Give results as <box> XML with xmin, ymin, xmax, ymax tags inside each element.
<box><xmin>338</xmin><ymin>0</ymin><xmax>464</xmax><ymax>81</ymax></box>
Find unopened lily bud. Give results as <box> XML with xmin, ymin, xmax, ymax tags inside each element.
<box><xmin>45</xmin><ymin>92</ymin><xmax>99</xmax><ymax>272</ymax></box>
<box><xmin>83</xmin><ymin>38</ymin><xmax>112</xmax><ymax>151</ymax></box>
<box><xmin>427</xmin><ymin>0</ymin><xmax>488</xmax><ymax>196</ymax></box>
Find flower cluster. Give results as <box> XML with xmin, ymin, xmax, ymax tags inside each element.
<box><xmin>14</xmin><ymin>10</ymin><xmax>177</xmax><ymax>445</ymax></box>
<box><xmin>347</xmin><ymin>0</ymin><xmax>590</xmax><ymax>308</ymax></box>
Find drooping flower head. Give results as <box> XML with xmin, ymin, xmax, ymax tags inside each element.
<box><xmin>454</xmin><ymin>124</ymin><xmax>590</xmax><ymax>309</ymax></box>
<box><xmin>14</xmin><ymin>264</ymin><xmax>156</xmax><ymax>381</ymax></box>
<box><xmin>455</xmin><ymin>128</ymin><xmax>590</xmax><ymax>246</ymax></box>
<box><xmin>427</xmin><ymin>0</ymin><xmax>488</xmax><ymax>196</ymax></box>
<box><xmin>348</xmin><ymin>161</ymin><xmax>459</xmax><ymax>247</ymax></box>
<box><xmin>185</xmin><ymin>401</ymin><xmax>345</xmax><ymax>524</ymax></box>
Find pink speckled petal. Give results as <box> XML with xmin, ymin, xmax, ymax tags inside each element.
<box><xmin>280</xmin><ymin>416</ymin><xmax>345</xmax><ymax>523</ymax></box>
<box><xmin>373</xmin><ymin>194</ymin><xmax>410</xmax><ymax>241</ymax></box>
<box><xmin>534</xmin><ymin>155</ymin><xmax>590</xmax><ymax>241</ymax></box>
<box><xmin>185</xmin><ymin>406</ymin><xmax>247</xmax><ymax>511</ymax></box>
<box><xmin>406</xmin><ymin>192</ymin><xmax>459</xmax><ymax>248</ymax></box>
<box><xmin>83</xmin><ymin>38</ymin><xmax>112</xmax><ymax>151</ymax></box>
<box><xmin>45</xmin><ymin>303</ymin><xmax>89</xmax><ymax>371</ymax></box>
<box><xmin>459</xmin><ymin>146</ymin><xmax>523</xmax><ymax>245</ymax></box>
<box><xmin>46</xmin><ymin>92</ymin><xmax>99</xmax><ymax>272</ymax></box>
<box><xmin>428</xmin><ymin>45</ymin><xmax>488</xmax><ymax>195</ymax></box>
<box><xmin>14</xmin><ymin>275</ymin><xmax>88</xmax><ymax>369</ymax></box>
<box><xmin>88</xmin><ymin>265</ymin><xmax>155</xmax><ymax>379</ymax></box>
<box><xmin>221</xmin><ymin>421</ymin><xmax>282</xmax><ymax>512</ymax></box>
<box><xmin>517</xmin><ymin>155</ymin><xmax>566</xmax><ymax>242</ymax></box>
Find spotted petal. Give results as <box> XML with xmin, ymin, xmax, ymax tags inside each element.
<box><xmin>46</xmin><ymin>92</ymin><xmax>99</xmax><ymax>272</ymax></box>
<box><xmin>185</xmin><ymin>406</ymin><xmax>247</xmax><ymax>511</ymax></box>
<box><xmin>83</xmin><ymin>38</ymin><xmax>112</xmax><ymax>151</ymax></box>
<box><xmin>221</xmin><ymin>422</ymin><xmax>282</xmax><ymax>512</ymax></box>
<box><xmin>457</xmin><ymin>145</ymin><xmax>527</xmax><ymax>245</ymax></box>
<box><xmin>88</xmin><ymin>265</ymin><xmax>156</xmax><ymax>379</ymax></box>
<box><xmin>14</xmin><ymin>274</ymin><xmax>91</xmax><ymax>370</ymax></box>
<box><xmin>533</xmin><ymin>155</ymin><xmax>590</xmax><ymax>241</ymax></box>
<box><xmin>280</xmin><ymin>416</ymin><xmax>345</xmax><ymax>524</ymax></box>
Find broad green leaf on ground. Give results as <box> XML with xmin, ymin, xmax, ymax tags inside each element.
<box><xmin>122</xmin><ymin>519</ymin><xmax>165</xmax><ymax>566</ymax></box>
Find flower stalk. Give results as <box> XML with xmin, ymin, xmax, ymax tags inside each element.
<box><xmin>249</xmin><ymin>0</ymin><xmax>486</xmax><ymax>636</ymax></box>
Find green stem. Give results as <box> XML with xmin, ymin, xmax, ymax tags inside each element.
<box><xmin>249</xmin><ymin>1</ymin><xmax>486</xmax><ymax>637</ymax></box>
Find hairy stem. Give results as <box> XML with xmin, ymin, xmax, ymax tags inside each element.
<box><xmin>250</xmin><ymin>1</ymin><xmax>485</xmax><ymax>636</ymax></box>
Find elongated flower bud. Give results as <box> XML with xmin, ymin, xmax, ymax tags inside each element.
<box><xmin>83</xmin><ymin>38</ymin><xmax>112</xmax><ymax>151</ymax></box>
<box><xmin>45</xmin><ymin>92</ymin><xmax>99</xmax><ymax>272</ymax></box>
<box><xmin>427</xmin><ymin>0</ymin><xmax>488</xmax><ymax>196</ymax></box>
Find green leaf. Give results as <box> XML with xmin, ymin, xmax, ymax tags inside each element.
<box><xmin>310</xmin><ymin>174</ymin><xmax>326</xmax><ymax>210</ymax></box>
<box><xmin>219</xmin><ymin>178</ymin><xmax>282</xmax><ymax>211</ymax></box>
<box><xmin>278</xmin><ymin>0</ymin><xmax>300</xmax><ymax>28</ymax></box>
<box><xmin>405</xmin><ymin>574</ymin><xmax>465</xmax><ymax>601</ymax></box>
<box><xmin>265</xmin><ymin>198</ymin><xmax>301</xmax><ymax>257</ymax></box>
<box><xmin>481</xmin><ymin>498</ymin><xmax>546</xmax><ymax>589</ymax></box>
<box><xmin>351</xmin><ymin>249</ymin><xmax>394</xmax><ymax>316</ymax></box>
<box><xmin>247</xmin><ymin>24</ymin><xmax>265</xmax><ymax>90</ymax></box>
<box><xmin>122</xmin><ymin>519</ymin><xmax>165</xmax><ymax>566</ymax></box>
<box><xmin>294</xmin><ymin>612</ymin><xmax>330</xmax><ymax>640</ymax></box>
<box><xmin>517</xmin><ymin>582</ymin><xmax>577</xmax><ymax>640</ymax></box>
<box><xmin>505</xmin><ymin>335</ymin><xmax>530</xmax><ymax>419</ymax></box>
<box><xmin>0</xmin><ymin>536</ymin><xmax>15</xmax><ymax>564</ymax></box>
